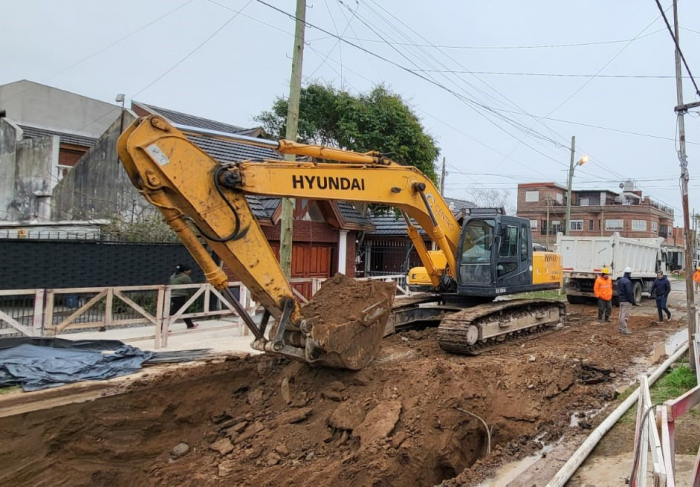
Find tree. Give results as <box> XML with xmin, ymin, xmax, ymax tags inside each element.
<box><xmin>256</xmin><ymin>84</ymin><xmax>440</xmax><ymax>181</ymax></box>
<box><xmin>467</xmin><ymin>188</ymin><xmax>515</xmax><ymax>215</ymax></box>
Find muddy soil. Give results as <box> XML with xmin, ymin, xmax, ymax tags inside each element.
<box><xmin>0</xmin><ymin>302</ymin><xmax>685</xmax><ymax>487</ymax></box>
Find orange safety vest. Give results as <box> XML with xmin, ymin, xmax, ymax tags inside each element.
<box><xmin>694</xmin><ymin>271</ymin><xmax>700</xmax><ymax>283</ymax></box>
<box><xmin>594</xmin><ymin>276</ymin><xmax>613</xmax><ymax>301</ymax></box>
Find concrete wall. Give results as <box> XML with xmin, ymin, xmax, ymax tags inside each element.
<box><xmin>0</xmin><ymin>119</ymin><xmax>19</xmax><ymax>217</ymax></box>
<box><xmin>11</xmin><ymin>136</ymin><xmax>58</xmax><ymax>221</ymax></box>
<box><xmin>0</xmin><ymin>119</ymin><xmax>59</xmax><ymax>221</ymax></box>
<box><xmin>52</xmin><ymin>112</ymin><xmax>150</xmax><ymax>221</ymax></box>
<box><xmin>0</xmin><ymin>80</ymin><xmax>120</xmax><ymax>138</ymax></box>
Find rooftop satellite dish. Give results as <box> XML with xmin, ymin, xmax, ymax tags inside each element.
<box><xmin>619</xmin><ymin>183</ymin><xmax>625</xmax><ymax>189</ymax></box>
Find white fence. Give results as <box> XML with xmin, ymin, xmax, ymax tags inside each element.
<box><xmin>0</xmin><ymin>274</ymin><xmax>410</xmax><ymax>348</ymax></box>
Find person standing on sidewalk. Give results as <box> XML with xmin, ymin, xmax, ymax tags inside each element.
<box><xmin>169</xmin><ymin>264</ymin><xmax>199</xmax><ymax>329</ymax></box>
<box><xmin>650</xmin><ymin>270</ymin><xmax>672</xmax><ymax>324</ymax></box>
<box><xmin>617</xmin><ymin>267</ymin><xmax>634</xmax><ymax>335</ymax></box>
<box><xmin>693</xmin><ymin>267</ymin><xmax>700</xmax><ymax>293</ymax></box>
<box><xmin>593</xmin><ymin>267</ymin><xmax>613</xmax><ymax>323</ymax></box>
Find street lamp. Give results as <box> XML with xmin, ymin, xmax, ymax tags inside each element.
<box><xmin>565</xmin><ymin>135</ymin><xmax>588</xmax><ymax>236</ymax></box>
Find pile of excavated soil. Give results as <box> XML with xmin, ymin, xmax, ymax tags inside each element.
<box><xmin>0</xmin><ymin>302</ymin><xmax>685</xmax><ymax>487</ymax></box>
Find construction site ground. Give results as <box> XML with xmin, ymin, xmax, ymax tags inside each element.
<box><xmin>0</xmin><ymin>282</ymin><xmax>695</xmax><ymax>487</ymax></box>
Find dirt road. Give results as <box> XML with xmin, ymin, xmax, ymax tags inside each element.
<box><xmin>0</xmin><ymin>294</ymin><xmax>687</xmax><ymax>486</ymax></box>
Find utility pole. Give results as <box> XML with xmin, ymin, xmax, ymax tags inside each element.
<box><xmin>279</xmin><ymin>0</ymin><xmax>306</xmax><ymax>279</ymax></box>
<box><xmin>565</xmin><ymin>136</ymin><xmax>576</xmax><ymax>236</ymax></box>
<box><xmin>440</xmin><ymin>157</ymin><xmax>446</xmax><ymax>196</ymax></box>
<box><xmin>672</xmin><ymin>0</ymin><xmax>696</xmax><ymax>369</ymax></box>
<box><xmin>546</xmin><ymin>197</ymin><xmax>551</xmax><ymax>250</ymax></box>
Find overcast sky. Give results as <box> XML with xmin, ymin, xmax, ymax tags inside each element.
<box><xmin>2</xmin><ymin>0</ymin><xmax>700</xmax><ymax>224</ymax></box>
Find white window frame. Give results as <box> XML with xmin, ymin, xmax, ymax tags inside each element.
<box><xmin>569</xmin><ymin>220</ymin><xmax>584</xmax><ymax>232</ymax></box>
<box><xmin>632</xmin><ymin>220</ymin><xmax>647</xmax><ymax>232</ymax></box>
<box><xmin>652</xmin><ymin>221</ymin><xmax>658</xmax><ymax>232</ymax></box>
<box><xmin>555</xmin><ymin>193</ymin><xmax>563</xmax><ymax>204</ymax></box>
<box><xmin>605</xmin><ymin>219</ymin><xmax>624</xmax><ymax>231</ymax></box>
<box><xmin>529</xmin><ymin>220</ymin><xmax>538</xmax><ymax>230</ymax></box>
<box><xmin>525</xmin><ymin>190</ymin><xmax>539</xmax><ymax>202</ymax></box>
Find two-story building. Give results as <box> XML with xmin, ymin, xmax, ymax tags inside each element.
<box><xmin>516</xmin><ymin>180</ymin><xmax>678</xmax><ymax>251</ymax></box>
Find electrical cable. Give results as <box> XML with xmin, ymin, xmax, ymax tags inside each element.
<box><xmin>131</xmin><ymin>0</ymin><xmax>254</xmax><ymax>99</ymax></box>
<box><xmin>653</xmin><ymin>0</ymin><xmax>700</xmax><ymax>97</ymax></box>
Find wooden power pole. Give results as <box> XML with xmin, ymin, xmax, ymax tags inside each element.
<box><xmin>279</xmin><ymin>0</ymin><xmax>306</xmax><ymax>278</ymax></box>
<box><xmin>440</xmin><ymin>157</ymin><xmax>446</xmax><ymax>195</ymax></box>
<box><xmin>672</xmin><ymin>0</ymin><xmax>696</xmax><ymax>369</ymax></box>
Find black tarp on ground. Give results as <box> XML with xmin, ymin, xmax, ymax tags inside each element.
<box><xmin>0</xmin><ymin>337</ymin><xmax>154</xmax><ymax>391</ymax></box>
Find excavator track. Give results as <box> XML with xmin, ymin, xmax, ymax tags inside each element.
<box><xmin>437</xmin><ymin>299</ymin><xmax>565</xmax><ymax>355</ymax></box>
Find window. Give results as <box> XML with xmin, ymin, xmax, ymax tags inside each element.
<box><xmin>569</xmin><ymin>220</ymin><xmax>584</xmax><ymax>232</ymax></box>
<box><xmin>605</xmin><ymin>219</ymin><xmax>624</xmax><ymax>231</ymax></box>
<box><xmin>525</xmin><ymin>190</ymin><xmax>539</xmax><ymax>202</ymax></box>
<box><xmin>632</xmin><ymin>220</ymin><xmax>647</xmax><ymax>232</ymax></box>
<box><xmin>580</xmin><ymin>198</ymin><xmax>589</xmax><ymax>206</ymax></box>
<box><xmin>551</xmin><ymin>220</ymin><xmax>562</xmax><ymax>234</ymax></box>
<box><xmin>555</xmin><ymin>193</ymin><xmax>563</xmax><ymax>204</ymax></box>
<box><xmin>520</xmin><ymin>225</ymin><xmax>529</xmax><ymax>262</ymax></box>
<box><xmin>652</xmin><ymin>222</ymin><xmax>658</xmax><ymax>232</ymax></box>
<box><xmin>529</xmin><ymin>220</ymin><xmax>538</xmax><ymax>230</ymax></box>
<box><xmin>459</xmin><ymin>219</ymin><xmax>495</xmax><ymax>284</ymax></box>
<box><xmin>588</xmin><ymin>220</ymin><xmax>594</xmax><ymax>231</ymax></box>
<box><xmin>499</xmin><ymin>226</ymin><xmax>519</xmax><ymax>258</ymax></box>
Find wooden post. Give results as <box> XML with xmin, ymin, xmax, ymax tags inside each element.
<box><xmin>279</xmin><ymin>0</ymin><xmax>307</xmax><ymax>278</ymax></box>
<box><xmin>45</xmin><ymin>290</ymin><xmax>55</xmax><ymax>336</ymax></box>
<box><xmin>104</xmin><ymin>288</ymin><xmax>114</xmax><ymax>329</ymax></box>
<box><xmin>155</xmin><ymin>286</ymin><xmax>165</xmax><ymax>349</ymax></box>
<box><xmin>32</xmin><ymin>289</ymin><xmax>45</xmax><ymax>336</ymax></box>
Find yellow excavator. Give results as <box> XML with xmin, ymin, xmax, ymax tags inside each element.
<box><xmin>117</xmin><ymin>115</ymin><xmax>563</xmax><ymax>370</ymax></box>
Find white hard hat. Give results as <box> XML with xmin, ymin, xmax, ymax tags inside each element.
<box><xmin>624</xmin><ymin>266</ymin><xmax>632</xmax><ymax>273</ymax></box>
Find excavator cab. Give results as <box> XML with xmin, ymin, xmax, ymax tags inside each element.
<box><xmin>457</xmin><ymin>213</ymin><xmax>550</xmax><ymax>297</ymax></box>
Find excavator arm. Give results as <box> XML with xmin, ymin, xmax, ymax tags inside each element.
<box><xmin>117</xmin><ymin>116</ymin><xmax>460</xmax><ymax>369</ymax></box>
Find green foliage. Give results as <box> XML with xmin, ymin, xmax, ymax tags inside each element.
<box><xmin>256</xmin><ymin>83</ymin><xmax>440</xmax><ymax>181</ymax></box>
<box><xmin>619</xmin><ymin>362</ymin><xmax>697</xmax><ymax>424</ymax></box>
<box><xmin>651</xmin><ymin>364</ymin><xmax>697</xmax><ymax>403</ymax></box>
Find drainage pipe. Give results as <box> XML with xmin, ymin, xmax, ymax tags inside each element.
<box><xmin>546</xmin><ymin>342</ymin><xmax>689</xmax><ymax>487</ymax></box>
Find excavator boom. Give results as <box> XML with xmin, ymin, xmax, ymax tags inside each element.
<box><xmin>117</xmin><ymin>116</ymin><xmax>459</xmax><ymax>369</ymax></box>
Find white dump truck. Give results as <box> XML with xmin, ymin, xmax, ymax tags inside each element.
<box><xmin>555</xmin><ymin>233</ymin><xmax>664</xmax><ymax>304</ymax></box>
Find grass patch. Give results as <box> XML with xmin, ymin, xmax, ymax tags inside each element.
<box><xmin>650</xmin><ymin>364</ymin><xmax>697</xmax><ymax>403</ymax></box>
<box><xmin>510</xmin><ymin>290</ymin><xmax>565</xmax><ymax>301</ymax></box>
<box><xmin>618</xmin><ymin>363</ymin><xmax>698</xmax><ymax>424</ymax></box>
<box><xmin>0</xmin><ymin>385</ymin><xmax>21</xmax><ymax>395</ymax></box>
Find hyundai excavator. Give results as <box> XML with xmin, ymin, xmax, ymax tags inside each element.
<box><xmin>117</xmin><ymin>115</ymin><xmax>564</xmax><ymax>370</ymax></box>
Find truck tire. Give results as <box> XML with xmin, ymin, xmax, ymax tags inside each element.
<box><xmin>633</xmin><ymin>281</ymin><xmax>642</xmax><ymax>305</ymax></box>
<box><xmin>566</xmin><ymin>295</ymin><xmax>587</xmax><ymax>305</ymax></box>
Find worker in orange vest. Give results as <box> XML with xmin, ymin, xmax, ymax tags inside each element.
<box><xmin>594</xmin><ymin>267</ymin><xmax>613</xmax><ymax>323</ymax></box>
<box><xmin>694</xmin><ymin>267</ymin><xmax>700</xmax><ymax>292</ymax></box>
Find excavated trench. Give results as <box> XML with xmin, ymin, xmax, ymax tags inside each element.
<box><xmin>0</xmin><ymin>304</ymin><xmax>686</xmax><ymax>487</ymax></box>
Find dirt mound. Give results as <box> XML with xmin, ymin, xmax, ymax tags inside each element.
<box><xmin>0</xmin><ymin>303</ymin><xmax>686</xmax><ymax>487</ymax></box>
<box><xmin>302</xmin><ymin>274</ymin><xmax>396</xmax><ymax>370</ymax></box>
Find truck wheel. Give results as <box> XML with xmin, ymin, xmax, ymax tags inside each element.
<box><xmin>633</xmin><ymin>281</ymin><xmax>642</xmax><ymax>305</ymax></box>
<box><xmin>566</xmin><ymin>295</ymin><xmax>587</xmax><ymax>305</ymax></box>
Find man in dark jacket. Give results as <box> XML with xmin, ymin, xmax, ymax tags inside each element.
<box><xmin>650</xmin><ymin>270</ymin><xmax>672</xmax><ymax>323</ymax></box>
<box><xmin>617</xmin><ymin>267</ymin><xmax>634</xmax><ymax>335</ymax></box>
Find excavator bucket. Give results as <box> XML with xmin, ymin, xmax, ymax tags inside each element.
<box><xmin>298</xmin><ymin>274</ymin><xmax>396</xmax><ymax>370</ymax></box>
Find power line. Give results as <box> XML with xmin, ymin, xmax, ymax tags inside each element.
<box><xmin>307</xmin><ymin>29</ymin><xmax>666</xmax><ymax>50</ymax></box>
<box><xmin>653</xmin><ymin>0</ymin><xmax>700</xmax><ymax>97</ymax></box>
<box><xmin>414</xmin><ymin>70</ymin><xmax>689</xmax><ymax>79</ymax></box>
<box><xmin>131</xmin><ymin>0</ymin><xmax>253</xmax><ymax>98</ymax></box>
